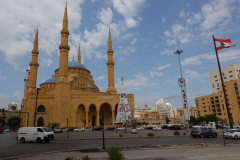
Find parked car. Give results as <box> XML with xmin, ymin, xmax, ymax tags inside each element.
<box><xmin>136</xmin><ymin>126</ymin><xmax>144</xmax><ymax>130</ymax></box>
<box><xmin>53</xmin><ymin>127</ymin><xmax>62</xmax><ymax>133</ymax></box>
<box><xmin>224</xmin><ymin>129</ymin><xmax>240</xmax><ymax>139</ymax></box>
<box><xmin>161</xmin><ymin>125</ymin><xmax>169</xmax><ymax>129</ymax></box>
<box><xmin>105</xmin><ymin>126</ymin><xmax>115</xmax><ymax>131</ymax></box>
<box><xmin>169</xmin><ymin>125</ymin><xmax>185</xmax><ymax>130</ymax></box>
<box><xmin>216</xmin><ymin>124</ymin><xmax>223</xmax><ymax>129</ymax></box>
<box><xmin>74</xmin><ymin>127</ymin><xmax>85</xmax><ymax>131</ymax></box>
<box><xmin>68</xmin><ymin>127</ymin><xmax>77</xmax><ymax>132</ymax></box>
<box><xmin>117</xmin><ymin>127</ymin><xmax>125</xmax><ymax>130</ymax></box>
<box><xmin>153</xmin><ymin>126</ymin><xmax>161</xmax><ymax>131</ymax></box>
<box><xmin>0</xmin><ymin>125</ymin><xmax>3</xmax><ymax>133</ymax></box>
<box><xmin>144</xmin><ymin>126</ymin><xmax>153</xmax><ymax>130</ymax></box>
<box><xmin>191</xmin><ymin>127</ymin><xmax>217</xmax><ymax>138</ymax></box>
<box><xmin>92</xmin><ymin>126</ymin><xmax>103</xmax><ymax>131</ymax></box>
<box><xmin>4</xmin><ymin>127</ymin><xmax>11</xmax><ymax>132</ymax></box>
<box><xmin>233</xmin><ymin>124</ymin><xmax>240</xmax><ymax>128</ymax></box>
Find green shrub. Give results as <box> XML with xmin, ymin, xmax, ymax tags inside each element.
<box><xmin>147</xmin><ymin>133</ymin><xmax>154</xmax><ymax>137</ymax></box>
<box><xmin>47</xmin><ymin>122</ymin><xmax>60</xmax><ymax>130</ymax></box>
<box><xmin>65</xmin><ymin>156</ymin><xmax>79</xmax><ymax>160</ymax></box>
<box><xmin>107</xmin><ymin>147</ymin><xmax>125</xmax><ymax>160</ymax></box>
<box><xmin>119</xmin><ymin>134</ymin><xmax>124</xmax><ymax>137</ymax></box>
<box><xmin>173</xmin><ymin>130</ymin><xmax>180</xmax><ymax>135</ymax></box>
<box><xmin>183</xmin><ymin>132</ymin><xmax>186</xmax><ymax>136</ymax></box>
<box><xmin>81</xmin><ymin>155</ymin><xmax>90</xmax><ymax>160</ymax></box>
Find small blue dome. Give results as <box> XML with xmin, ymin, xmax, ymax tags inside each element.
<box><xmin>44</xmin><ymin>78</ymin><xmax>58</xmax><ymax>83</ymax></box>
<box><xmin>68</xmin><ymin>61</ymin><xmax>87</xmax><ymax>69</ymax></box>
<box><xmin>84</xmin><ymin>85</ymin><xmax>93</xmax><ymax>88</ymax></box>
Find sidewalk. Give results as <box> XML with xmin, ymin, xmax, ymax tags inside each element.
<box><xmin>13</xmin><ymin>144</ymin><xmax>240</xmax><ymax>160</ymax></box>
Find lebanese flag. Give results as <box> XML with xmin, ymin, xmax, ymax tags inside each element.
<box><xmin>214</xmin><ymin>38</ymin><xmax>236</xmax><ymax>51</ymax></box>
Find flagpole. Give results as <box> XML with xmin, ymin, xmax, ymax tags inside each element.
<box><xmin>212</xmin><ymin>35</ymin><xmax>233</xmax><ymax>129</ymax></box>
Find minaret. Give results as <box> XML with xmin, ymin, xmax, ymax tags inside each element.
<box><xmin>57</xmin><ymin>4</ymin><xmax>70</xmax><ymax>83</ymax></box>
<box><xmin>28</xmin><ymin>28</ymin><xmax>39</xmax><ymax>93</ymax></box>
<box><xmin>78</xmin><ymin>43</ymin><xmax>81</xmax><ymax>63</ymax></box>
<box><xmin>106</xmin><ymin>29</ymin><xmax>117</xmax><ymax>94</ymax></box>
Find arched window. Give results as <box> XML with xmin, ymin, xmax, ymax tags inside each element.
<box><xmin>37</xmin><ymin>105</ymin><xmax>45</xmax><ymax>112</ymax></box>
<box><xmin>37</xmin><ymin>117</ymin><xmax>44</xmax><ymax>126</ymax></box>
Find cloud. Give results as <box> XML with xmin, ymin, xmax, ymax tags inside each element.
<box><xmin>116</xmin><ymin>72</ymin><xmax>157</xmax><ymax>90</ymax></box>
<box><xmin>112</xmin><ymin>0</ymin><xmax>146</xmax><ymax>29</ymax></box>
<box><xmin>185</xmin><ymin>70</ymin><xmax>208</xmax><ymax>79</ymax></box>
<box><xmin>97</xmin><ymin>8</ymin><xmax>113</xmax><ymax>25</ymax></box>
<box><xmin>0</xmin><ymin>93</ymin><xmax>10</xmax><ymax>109</ymax></box>
<box><xmin>131</xmin><ymin>38</ymin><xmax>137</xmax><ymax>45</ymax></box>
<box><xmin>161</xmin><ymin>49</ymin><xmax>175</xmax><ymax>55</ymax></box>
<box><xmin>181</xmin><ymin>49</ymin><xmax>240</xmax><ymax>66</ymax></box>
<box><xmin>0</xmin><ymin>70</ymin><xmax>6</xmax><ymax>80</ymax></box>
<box><xmin>157</xmin><ymin>64</ymin><xmax>172</xmax><ymax>70</ymax></box>
<box><xmin>95</xmin><ymin>75</ymin><xmax>105</xmax><ymax>80</ymax></box>
<box><xmin>162</xmin><ymin>18</ymin><xmax>166</xmax><ymax>23</ymax></box>
<box><xmin>164</xmin><ymin>31</ymin><xmax>172</xmax><ymax>38</ymax></box>
<box><xmin>0</xmin><ymin>0</ymin><xmax>84</xmax><ymax>71</ymax></box>
<box><xmin>150</xmin><ymin>71</ymin><xmax>163</xmax><ymax>77</ymax></box>
<box><xmin>41</xmin><ymin>58</ymin><xmax>53</xmax><ymax>67</ymax></box>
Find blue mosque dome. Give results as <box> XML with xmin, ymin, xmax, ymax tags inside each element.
<box><xmin>44</xmin><ymin>78</ymin><xmax>58</xmax><ymax>83</ymax></box>
<box><xmin>84</xmin><ymin>85</ymin><xmax>93</xmax><ymax>88</ymax></box>
<box><xmin>68</xmin><ymin>61</ymin><xmax>87</xmax><ymax>69</ymax></box>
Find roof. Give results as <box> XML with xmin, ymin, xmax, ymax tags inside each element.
<box><xmin>44</xmin><ymin>78</ymin><xmax>58</xmax><ymax>83</ymax></box>
<box><xmin>68</xmin><ymin>61</ymin><xmax>87</xmax><ymax>69</ymax></box>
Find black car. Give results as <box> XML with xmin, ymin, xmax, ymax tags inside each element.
<box><xmin>67</xmin><ymin>127</ymin><xmax>77</xmax><ymax>131</ymax></box>
<box><xmin>144</xmin><ymin>126</ymin><xmax>153</xmax><ymax>130</ymax></box>
<box><xmin>92</xmin><ymin>126</ymin><xmax>103</xmax><ymax>131</ymax></box>
<box><xmin>191</xmin><ymin>127</ymin><xmax>218</xmax><ymax>138</ymax></box>
<box><xmin>105</xmin><ymin>126</ymin><xmax>115</xmax><ymax>131</ymax></box>
<box><xmin>161</xmin><ymin>125</ymin><xmax>169</xmax><ymax>129</ymax></box>
<box><xmin>169</xmin><ymin>125</ymin><xmax>185</xmax><ymax>130</ymax></box>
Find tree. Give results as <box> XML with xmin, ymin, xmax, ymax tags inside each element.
<box><xmin>142</xmin><ymin>122</ymin><xmax>149</xmax><ymax>127</ymax></box>
<box><xmin>197</xmin><ymin>116</ymin><xmax>206</xmax><ymax>124</ymax></box>
<box><xmin>47</xmin><ymin>122</ymin><xmax>60</xmax><ymax>130</ymax></box>
<box><xmin>165</xmin><ymin>117</ymin><xmax>170</xmax><ymax>124</ymax></box>
<box><xmin>205</xmin><ymin>114</ymin><xmax>218</xmax><ymax>123</ymax></box>
<box><xmin>8</xmin><ymin>116</ymin><xmax>21</xmax><ymax>131</ymax></box>
<box><xmin>189</xmin><ymin>116</ymin><xmax>197</xmax><ymax>125</ymax></box>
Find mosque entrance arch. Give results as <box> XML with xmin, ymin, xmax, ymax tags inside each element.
<box><xmin>37</xmin><ymin>117</ymin><xmax>44</xmax><ymax>126</ymax></box>
<box><xmin>76</xmin><ymin>104</ymin><xmax>86</xmax><ymax>127</ymax></box>
<box><xmin>89</xmin><ymin>104</ymin><xmax>96</xmax><ymax>128</ymax></box>
<box><xmin>100</xmin><ymin>103</ymin><xmax>112</xmax><ymax>126</ymax></box>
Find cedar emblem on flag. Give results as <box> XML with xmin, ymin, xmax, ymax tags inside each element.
<box><xmin>214</xmin><ymin>38</ymin><xmax>236</xmax><ymax>51</ymax></box>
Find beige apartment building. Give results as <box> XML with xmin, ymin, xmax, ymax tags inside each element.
<box><xmin>209</xmin><ymin>64</ymin><xmax>240</xmax><ymax>94</ymax></box>
<box><xmin>177</xmin><ymin>107</ymin><xmax>198</xmax><ymax>119</ymax></box>
<box><xmin>195</xmin><ymin>79</ymin><xmax>240</xmax><ymax>124</ymax></box>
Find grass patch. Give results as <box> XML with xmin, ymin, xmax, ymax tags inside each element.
<box><xmin>119</xmin><ymin>134</ymin><xmax>124</xmax><ymax>137</ymax></box>
<box><xmin>173</xmin><ymin>130</ymin><xmax>180</xmax><ymax>135</ymax></box>
<box><xmin>107</xmin><ymin>147</ymin><xmax>125</xmax><ymax>160</ymax></box>
<box><xmin>147</xmin><ymin>133</ymin><xmax>154</xmax><ymax>137</ymax></box>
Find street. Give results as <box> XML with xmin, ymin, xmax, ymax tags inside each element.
<box><xmin>0</xmin><ymin>129</ymin><xmax>239</xmax><ymax>159</ymax></box>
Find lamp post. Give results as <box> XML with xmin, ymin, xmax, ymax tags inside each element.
<box><xmin>174</xmin><ymin>50</ymin><xmax>190</xmax><ymax>129</ymax></box>
<box><xmin>33</xmin><ymin>88</ymin><xmax>40</xmax><ymax>127</ymax></box>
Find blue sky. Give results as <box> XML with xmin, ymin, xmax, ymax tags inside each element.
<box><xmin>0</xmin><ymin>0</ymin><xmax>240</xmax><ymax>110</ymax></box>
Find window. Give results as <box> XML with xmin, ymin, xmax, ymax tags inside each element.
<box><xmin>215</xmin><ymin>80</ymin><xmax>218</xmax><ymax>82</ymax></box>
<box><xmin>214</xmin><ymin>75</ymin><xmax>217</xmax><ymax>78</ymax></box>
<box><xmin>234</xmin><ymin>83</ymin><xmax>237</xmax><ymax>86</ymax></box>
<box><xmin>230</xmin><ymin>75</ymin><xmax>233</xmax><ymax>78</ymax></box>
<box><xmin>37</xmin><ymin>128</ymin><xmax>43</xmax><ymax>132</ymax></box>
<box><xmin>229</xmin><ymin>71</ymin><xmax>232</xmax><ymax>73</ymax></box>
<box><xmin>222</xmin><ymin>73</ymin><xmax>225</xmax><ymax>76</ymax></box>
<box><xmin>224</xmin><ymin>77</ymin><xmax>227</xmax><ymax>79</ymax></box>
<box><xmin>217</xmin><ymin>83</ymin><xmax>219</xmax><ymax>87</ymax></box>
<box><xmin>212</xmin><ymin>84</ymin><xmax>214</xmax><ymax>88</ymax></box>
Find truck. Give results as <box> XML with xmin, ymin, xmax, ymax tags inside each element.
<box><xmin>17</xmin><ymin>127</ymin><xmax>54</xmax><ymax>143</ymax></box>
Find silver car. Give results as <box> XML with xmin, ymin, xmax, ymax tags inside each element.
<box><xmin>224</xmin><ymin>129</ymin><xmax>240</xmax><ymax>139</ymax></box>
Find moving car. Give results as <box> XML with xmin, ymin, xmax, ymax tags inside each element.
<box><xmin>191</xmin><ymin>127</ymin><xmax>217</xmax><ymax>138</ymax></box>
<box><xmin>53</xmin><ymin>127</ymin><xmax>62</xmax><ymax>133</ymax></box>
<box><xmin>117</xmin><ymin>127</ymin><xmax>125</xmax><ymax>130</ymax></box>
<box><xmin>224</xmin><ymin>129</ymin><xmax>240</xmax><ymax>139</ymax></box>
<box><xmin>105</xmin><ymin>126</ymin><xmax>115</xmax><ymax>131</ymax></box>
<box><xmin>74</xmin><ymin>127</ymin><xmax>85</xmax><ymax>131</ymax></box>
<box><xmin>17</xmin><ymin>127</ymin><xmax>54</xmax><ymax>143</ymax></box>
<box><xmin>92</xmin><ymin>126</ymin><xmax>103</xmax><ymax>131</ymax></box>
<box><xmin>4</xmin><ymin>127</ymin><xmax>11</xmax><ymax>132</ymax></box>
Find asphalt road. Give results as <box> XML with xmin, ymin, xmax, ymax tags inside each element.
<box><xmin>0</xmin><ymin>130</ymin><xmax>238</xmax><ymax>159</ymax></box>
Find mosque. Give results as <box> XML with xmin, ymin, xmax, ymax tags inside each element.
<box><xmin>21</xmin><ymin>5</ymin><xmax>135</xmax><ymax>128</ymax></box>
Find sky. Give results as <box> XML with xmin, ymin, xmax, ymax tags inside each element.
<box><xmin>0</xmin><ymin>0</ymin><xmax>240</xmax><ymax>110</ymax></box>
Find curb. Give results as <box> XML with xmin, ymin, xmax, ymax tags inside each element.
<box><xmin>2</xmin><ymin>142</ymin><xmax>240</xmax><ymax>160</ymax></box>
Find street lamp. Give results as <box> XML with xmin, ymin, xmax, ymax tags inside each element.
<box><xmin>174</xmin><ymin>50</ymin><xmax>183</xmax><ymax>78</ymax></box>
<box><xmin>33</xmin><ymin>88</ymin><xmax>40</xmax><ymax>127</ymax></box>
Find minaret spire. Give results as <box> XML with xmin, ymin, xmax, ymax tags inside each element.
<box><xmin>78</xmin><ymin>43</ymin><xmax>81</xmax><ymax>63</ymax></box>
<box><xmin>28</xmin><ymin>28</ymin><xmax>39</xmax><ymax>93</ymax></box>
<box><xmin>57</xmin><ymin>5</ymin><xmax>70</xmax><ymax>83</ymax></box>
<box><xmin>106</xmin><ymin>28</ymin><xmax>117</xmax><ymax>94</ymax></box>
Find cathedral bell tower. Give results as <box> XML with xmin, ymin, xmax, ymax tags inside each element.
<box><xmin>106</xmin><ymin>29</ymin><xmax>117</xmax><ymax>94</ymax></box>
<box><xmin>28</xmin><ymin>28</ymin><xmax>39</xmax><ymax>93</ymax></box>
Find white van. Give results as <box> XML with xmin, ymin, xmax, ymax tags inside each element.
<box><xmin>17</xmin><ymin>127</ymin><xmax>54</xmax><ymax>143</ymax></box>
